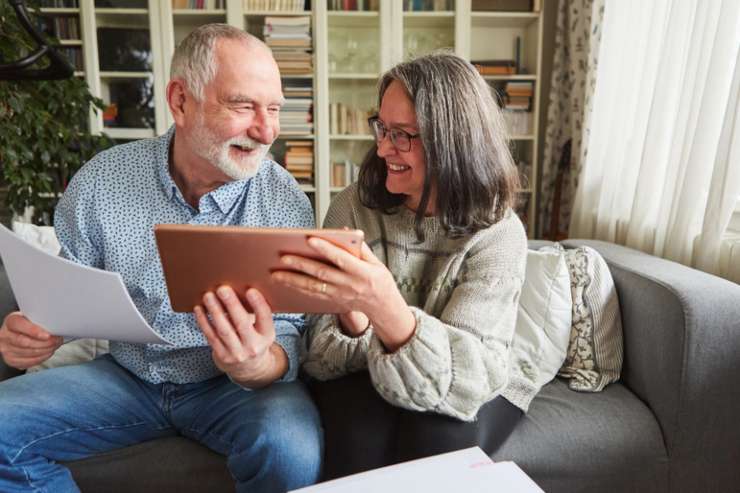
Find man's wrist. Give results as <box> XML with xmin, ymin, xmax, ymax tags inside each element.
<box><xmin>229</xmin><ymin>343</ymin><xmax>288</xmax><ymax>389</ymax></box>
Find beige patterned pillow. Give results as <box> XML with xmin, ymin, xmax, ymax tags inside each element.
<box><xmin>557</xmin><ymin>245</ymin><xmax>623</xmax><ymax>391</ymax></box>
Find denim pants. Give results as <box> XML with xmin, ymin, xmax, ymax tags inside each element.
<box><xmin>0</xmin><ymin>354</ymin><xmax>323</xmax><ymax>493</ymax></box>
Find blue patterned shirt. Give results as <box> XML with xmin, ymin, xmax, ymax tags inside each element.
<box><xmin>54</xmin><ymin>127</ymin><xmax>315</xmax><ymax>384</ymax></box>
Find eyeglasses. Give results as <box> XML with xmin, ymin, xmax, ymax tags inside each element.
<box><xmin>367</xmin><ymin>116</ymin><xmax>420</xmax><ymax>152</ymax></box>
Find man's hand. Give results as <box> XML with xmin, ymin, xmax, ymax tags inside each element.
<box><xmin>194</xmin><ymin>286</ymin><xmax>287</xmax><ymax>388</ymax></box>
<box><xmin>0</xmin><ymin>312</ymin><xmax>63</xmax><ymax>370</ymax></box>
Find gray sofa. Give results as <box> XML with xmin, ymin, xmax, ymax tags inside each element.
<box><xmin>1</xmin><ymin>239</ymin><xmax>739</xmax><ymax>492</ymax></box>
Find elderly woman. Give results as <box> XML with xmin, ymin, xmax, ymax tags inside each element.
<box><xmin>269</xmin><ymin>52</ymin><xmax>534</xmax><ymax>478</ymax></box>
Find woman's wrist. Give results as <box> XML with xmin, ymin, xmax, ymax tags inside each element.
<box><xmin>366</xmin><ymin>296</ymin><xmax>417</xmax><ymax>353</ymax></box>
<box><xmin>337</xmin><ymin>311</ymin><xmax>371</xmax><ymax>337</ymax></box>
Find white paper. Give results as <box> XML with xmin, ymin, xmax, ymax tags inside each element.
<box><xmin>0</xmin><ymin>224</ymin><xmax>170</xmax><ymax>345</ymax></box>
<box><xmin>289</xmin><ymin>447</ymin><xmax>543</xmax><ymax>493</ymax></box>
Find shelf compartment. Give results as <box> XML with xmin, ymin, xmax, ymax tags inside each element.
<box><xmin>103</xmin><ymin>127</ymin><xmax>155</xmax><ymax>139</ymax></box>
<box><xmin>327</xmin><ymin>11</ymin><xmax>379</xmax><ymax>28</ymax></box>
<box><xmin>99</xmin><ymin>71</ymin><xmax>152</xmax><ymax>78</ymax></box>
<box><xmin>245</xmin><ymin>10</ymin><xmax>313</xmax><ymax>16</ymax></box>
<box><xmin>471</xmin><ymin>12</ymin><xmax>539</xmax><ymax>28</ymax></box>
<box><xmin>330</xmin><ymin>134</ymin><xmax>373</xmax><ymax>140</ymax></box>
<box><xmin>172</xmin><ymin>9</ymin><xmax>227</xmax><ymax>15</ymax></box>
<box><xmin>403</xmin><ymin>12</ymin><xmax>455</xmax><ymax>29</ymax></box>
<box><xmin>329</xmin><ymin>73</ymin><xmax>378</xmax><ymax>79</ymax></box>
<box><xmin>39</xmin><ymin>7</ymin><xmax>80</xmax><ymax>14</ymax></box>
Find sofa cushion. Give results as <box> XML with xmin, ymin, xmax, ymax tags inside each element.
<box><xmin>509</xmin><ymin>247</ymin><xmax>572</xmax><ymax>402</ymax></box>
<box><xmin>558</xmin><ymin>246</ymin><xmax>624</xmax><ymax>391</ymax></box>
<box><xmin>493</xmin><ymin>378</ymin><xmax>668</xmax><ymax>493</ymax></box>
<box><xmin>65</xmin><ymin>437</ymin><xmax>232</xmax><ymax>493</ymax></box>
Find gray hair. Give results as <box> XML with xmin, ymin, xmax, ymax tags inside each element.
<box><xmin>357</xmin><ymin>51</ymin><xmax>520</xmax><ymax>240</ymax></box>
<box><xmin>170</xmin><ymin>23</ymin><xmax>258</xmax><ymax>101</ymax></box>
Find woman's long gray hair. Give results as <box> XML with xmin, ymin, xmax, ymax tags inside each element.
<box><xmin>357</xmin><ymin>52</ymin><xmax>520</xmax><ymax>240</ymax></box>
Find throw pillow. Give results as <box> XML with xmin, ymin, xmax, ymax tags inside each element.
<box><xmin>509</xmin><ymin>246</ymin><xmax>572</xmax><ymax>396</ymax></box>
<box><xmin>11</xmin><ymin>222</ymin><xmax>110</xmax><ymax>372</ymax></box>
<box><xmin>558</xmin><ymin>245</ymin><xmax>624</xmax><ymax>391</ymax></box>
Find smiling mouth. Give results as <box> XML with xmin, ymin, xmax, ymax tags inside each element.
<box><xmin>231</xmin><ymin>144</ymin><xmax>257</xmax><ymax>154</ymax></box>
<box><xmin>387</xmin><ymin>163</ymin><xmax>410</xmax><ymax>173</ymax></box>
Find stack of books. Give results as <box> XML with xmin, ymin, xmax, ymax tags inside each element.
<box><xmin>504</xmin><ymin>81</ymin><xmax>533</xmax><ymax>110</ymax></box>
<box><xmin>264</xmin><ymin>16</ymin><xmax>313</xmax><ymax>76</ymax></box>
<box><xmin>403</xmin><ymin>0</ymin><xmax>453</xmax><ymax>11</ymax></box>
<box><xmin>328</xmin><ymin>0</ymin><xmax>379</xmax><ymax>10</ymax></box>
<box><xmin>329</xmin><ymin>102</ymin><xmax>372</xmax><ymax>135</ymax></box>
<box><xmin>280</xmin><ymin>98</ymin><xmax>313</xmax><ymax>135</ymax></box>
<box><xmin>281</xmin><ymin>83</ymin><xmax>313</xmax><ymax>135</ymax></box>
<box><xmin>38</xmin><ymin>16</ymin><xmax>80</xmax><ymax>40</ymax></box>
<box><xmin>331</xmin><ymin>160</ymin><xmax>360</xmax><ymax>188</ymax></box>
<box><xmin>60</xmin><ymin>47</ymin><xmax>83</xmax><ymax>71</ymax></box>
<box><xmin>284</xmin><ymin>141</ymin><xmax>314</xmax><ymax>184</ymax></box>
<box><xmin>245</xmin><ymin>0</ymin><xmax>306</xmax><ymax>10</ymax></box>
<box><xmin>472</xmin><ymin>59</ymin><xmax>516</xmax><ymax>75</ymax></box>
<box><xmin>40</xmin><ymin>0</ymin><xmax>79</xmax><ymax>6</ymax></box>
<box><xmin>171</xmin><ymin>0</ymin><xmax>225</xmax><ymax>8</ymax></box>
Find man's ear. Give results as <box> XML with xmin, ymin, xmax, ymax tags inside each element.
<box><xmin>167</xmin><ymin>79</ymin><xmax>189</xmax><ymax>126</ymax></box>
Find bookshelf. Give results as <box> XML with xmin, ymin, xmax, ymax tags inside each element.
<box><xmin>65</xmin><ymin>0</ymin><xmax>544</xmax><ymax>233</ymax></box>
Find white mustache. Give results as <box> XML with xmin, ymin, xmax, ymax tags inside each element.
<box><xmin>227</xmin><ymin>136</ymin><xmax>267</xmax><ymax>151</ymax></box>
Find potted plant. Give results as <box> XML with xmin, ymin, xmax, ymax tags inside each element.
<box><xmin>0</xmin><ymin>0</ymin><xmax>112</xmax><ymax>226</ymax></box>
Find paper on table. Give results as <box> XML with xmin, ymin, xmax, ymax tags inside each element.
<box><xmin>289</xmin><ymin>446</ymin><xmax>544</xmax><ymax>493</ymax></box>
<box><xmin>0</xmin><ymin>224</ymin><xmax>170</xmax><ymax>345</ymax></box>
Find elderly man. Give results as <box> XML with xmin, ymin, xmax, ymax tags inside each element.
<box><xmin>0</xmin><ymin>24</ymin><xmax>321</xmax><ymax>493</ymax></box>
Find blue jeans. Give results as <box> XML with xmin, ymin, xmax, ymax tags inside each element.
<box><xmin>0</xmin><ymin>355</ymin><xmax>322</xmax><ymax>493</ymax></box>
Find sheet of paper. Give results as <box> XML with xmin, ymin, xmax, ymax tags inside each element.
<box><xmin>0</xmin><ymin>224</ymin><xmax>170</xmax><ymax>345</ymax></box>
<box><xmin>289</xmin><ymin>447</ymin><xmax>543</xmax><ymax>493</ymax></box>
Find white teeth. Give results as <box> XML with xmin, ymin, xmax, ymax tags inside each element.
<box><xmin>388</xmin><ymin>164</ymin><xmax>409</xmax><ymax>171</ymax></box>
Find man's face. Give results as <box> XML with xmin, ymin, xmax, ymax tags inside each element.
<box><xmin>188</xmin><ymin>39</ymin><xmax>284</xmax><ymax>181</ymax></box>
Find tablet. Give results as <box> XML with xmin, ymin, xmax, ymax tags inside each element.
<box><xmin>154</xmin><ymin>224</ymin><xmax>364</xmax><ymax>314</ymax></box>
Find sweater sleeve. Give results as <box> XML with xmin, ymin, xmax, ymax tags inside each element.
<box><xmin>301</xmin><ymin>185</ymin><xmax>372</xmax><ymax>379</ymax></box>
<box><xmin>367</xmin><ymin>234</ymin><xmax>525</xmax><ymax>422</ymax></box>
<box><xmin>302</xmin><ymin>314</ymin><xmax>374</xmax><ymax>379</ymax></box>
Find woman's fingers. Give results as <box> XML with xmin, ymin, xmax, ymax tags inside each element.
<box><xmin>271</xmin><ymin>271</ymin><xmax>334</xmax><ymax>300</ymax></box>
<box><xmin>306</xmin><ymin>237</ymin><xmax>369</xmax><ymax>276</ymax></box>
<box><xmin>360</xmin><ymin>241</ymin><xmax>383</xmax><ymax>265</ymax></box>
<box><xmin>280</xmin><ymin>252</ymin><xmax>354</xmax><ymax>288</ymax></box>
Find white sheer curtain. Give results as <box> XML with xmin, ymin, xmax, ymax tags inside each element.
<box><xmin>569</xmin><ymin>0</ymin><xmax>740</xmax><ymax>280</ymax></box>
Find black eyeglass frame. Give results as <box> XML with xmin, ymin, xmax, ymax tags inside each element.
<box><xmin>367</xmin><ymin>116</ymin><xmax>420</xmax><ymax>153</ymax></box>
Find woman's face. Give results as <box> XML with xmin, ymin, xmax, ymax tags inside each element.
<box><xmin>376</xmin><ymin>80</ymin><xmax>433</xmax><ymax>214</ymax></box>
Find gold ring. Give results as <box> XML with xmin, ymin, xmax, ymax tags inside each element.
<box><xmin>320</xmin><ymin>282</ymin><xmax>327</xmax><ymax>294</ymax></box>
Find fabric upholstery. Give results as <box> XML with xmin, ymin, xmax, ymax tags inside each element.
<box><xmin>563</xmin><ymin>239</ymin><xmax>740</xmax><ymax>493</ymax></box>
<box><xmin>1</xmin><ymin>239</ymin><xmax>739</xmax><ymax>493</ymax></box>
<box><xmin>558</xmin><ymin>245</ymin><xmax>623</xmax><ymax>391</ymax></box>
<box><xmin>494</xmin><ymin>379</ymin><xmax>667</xmax><ymax>493</ymax></box>
<box><xmin>511</xmin><ymin>247</ymin><xmax>571</xmax><ymax>395</ymax></box>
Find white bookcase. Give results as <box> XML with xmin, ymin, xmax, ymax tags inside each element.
<box><xmin>41</xmin><ymin>0</ymin><xmax>544</xmax><ymax>234</ymax></box>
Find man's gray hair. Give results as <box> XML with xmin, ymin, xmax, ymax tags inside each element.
<box><xmin>170</xmin><ymin>23</ymin><xmax>256</xmax><ymax>101</ymax></box>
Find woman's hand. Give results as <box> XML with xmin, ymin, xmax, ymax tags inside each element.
<box><xmin>271</xmin><ymin>238</ymin><xmax>416</xmax><ymax>351</ymax></box>
<box><xmin>337</xmin><ymin>311</ymin><xmax>370</xmax><ymax>337</ymax></box>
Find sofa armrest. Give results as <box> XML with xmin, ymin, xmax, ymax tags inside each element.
<box><xmin>0</xmin><ymin>261</ymin><xmax>21</xmax><ymax>382</ymax></box>
<box><xmin>563</xmin><ymin>240</ymin><xmax>740</xmax><ymax>486</ymax></box>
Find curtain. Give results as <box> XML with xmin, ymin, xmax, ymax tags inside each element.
<box><xmin>569</xmin><ymin>0</ymin><xmax>740</xmax><ymax>281</ymax></box>
<box><xmin>537</xmin><ymin>0</ymin><xmax>604</xmax><ymax>239</ymax></box>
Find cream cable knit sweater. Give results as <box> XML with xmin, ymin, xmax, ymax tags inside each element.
<box><xmin>302</xmin><ymin>184</ymin><xmax>530</xmax><ymax>421</ymax></box>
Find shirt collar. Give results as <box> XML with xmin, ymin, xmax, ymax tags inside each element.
<box><xmin>157</xmin><ymin>126</ymin><xmax>179</xmax><ymax>202</ymax></box>
<box><xmin>156</xmin><ymin>126</ymin><xmax>260</xmax><ymax>215</ymax></box>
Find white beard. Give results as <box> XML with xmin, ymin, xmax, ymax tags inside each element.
<box><xmin>191</xmin><ymin>114</ymin><xmax>271</xmax><ymax>181</ymax></box>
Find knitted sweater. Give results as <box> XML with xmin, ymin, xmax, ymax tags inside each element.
<box><xmin>302</xmin><ymin>184</ymin><xmax>529</xmax><ymax>421</ymax></box>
